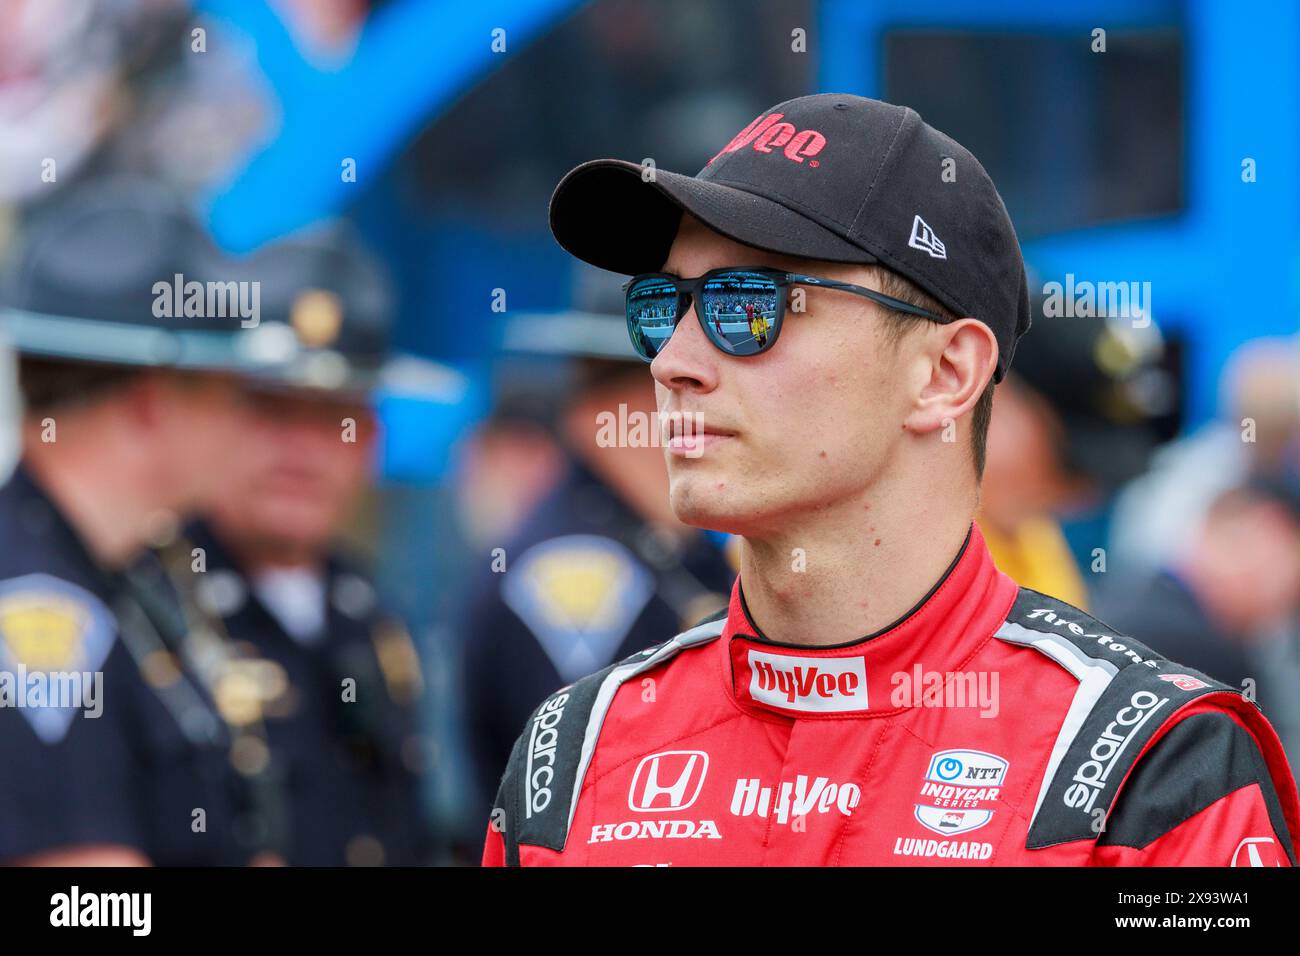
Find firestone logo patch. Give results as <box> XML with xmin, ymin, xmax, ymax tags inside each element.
<box><xmin>913</xmin><ymin>749</ymin><xmax>1008</xmax><ymax>837</ymax></box>
<box><xmin>747</xmin><ymin>650</ymin><xmax>868</xmax><ymax>713</ymax></box>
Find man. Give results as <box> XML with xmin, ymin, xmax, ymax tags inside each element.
<box><xmin>484</xmin><ymin>95</ymin><xmax>1300</xmax><ymax>866</ymax></box>
<box><xmin>0</xmin><ymin>180</ymin><xmax>292</xmax><ymax>865</ymax></box>
<box><xmin>1109</xmin><ymin>337</ymin><xmax>1300</xmax><ymax>576</ymax></box>
<box><xmin>165</xmin><ymin>226</ymin><xmax>436</xmax><ymax>865</ymax></box>
<box><xmin>744</xmin><ymin>301</ymin><xmax>766</xmax><ymax>347</ymax></box>
<box><xmin>979</xmin><ymin>296</ymin><xmax>1178</xmax><ymax>607</ymax></box>
<box><xmin>1095</xmin><ymin>479</ymin><xmax>1300</xmax><ymax>700</ymax></box>
<box><xmin>463</xmin><ymin>271</ymin><xmax>734</xmax><ymax>821</ymax></box>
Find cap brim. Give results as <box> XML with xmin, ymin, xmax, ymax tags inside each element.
<box><xmin>0</xmin><ymin>307</ymin><xmax>280</xmax><ymax>372</ymax></box>
<box><xmin>242</xmin><ymin>353</ymin><xmax>466</xmax><ymax>404</ymax></box>
<box><xmin>502</xmin><ymin>310</ymin><xmax>638</xmax><ymax>361</ymax></box>
<box><xmin>549</xmin><ymin>159</ymin><xmax>877</xmax><ymax>275</ymax></box>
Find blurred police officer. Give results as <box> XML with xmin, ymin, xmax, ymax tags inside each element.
<box><xmin>1095</xmin><ymin>477</ymin><xmax>1300</xmax><ymax>693</ymax></box>
<box><xmin>461</xmin><ymin>267</ymin><xmax>734</xmax><ymax>818</ymax></box>
<box><xmin>979</xmin><ymin>294</ymin><xmax>1179</xmax><ymax>606</ymax></box>
<box><xmin>160</xmin><ymin>224</ymin><xmax>437</xmax><ymax>866</ymax></box>
<box><xmin>0</xmin><ymin>180</ymin><xmax>293</xmax><ymax>865</ymax></box>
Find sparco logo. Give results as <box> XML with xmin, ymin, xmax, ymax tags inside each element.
<box><xmin>524</xmin><ymin>693</ymin><xmax>568</xmax><ymax>818</ymax></box>
<box><xmin>731</xmin><ymin>775</ymin><xmax>861</xmax><ymax>824</ymax></box>
<box><xmin>709</xmin><ymin>112</ymin><xmax>827</xmax><ymax>166</ymax></box>
<box><xmin>628</xmin><ymin>751</ymin><xmax>709</xmax><ymax>812</ymax></box>
<box><xmin>748</xmin><ymin>650</ymin><xmax>868</xmax><ymax>713</ymax></box>
<box><xmin>1063</xmin><ymin>690</ymin><xmax>1168</xmax><ymax>813</ymax></box>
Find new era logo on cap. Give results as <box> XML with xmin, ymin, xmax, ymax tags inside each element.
<box><xmin>908</xmin><ymin>215</ymin><xmax>946</xmax><ymax>260</ymax></box>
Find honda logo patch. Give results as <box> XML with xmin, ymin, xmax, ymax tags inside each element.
<box><xmin>628</xmin><ymin>751</ymin><xmax>709</xmax><ymax>812</ymax></box>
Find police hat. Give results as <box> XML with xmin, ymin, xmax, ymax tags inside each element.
<box><xmin>500</xmin><ymin>262</ymin><xmax>635</xmax><ymax>361</ymax></box>
<box><xmin>0</xmin><ymin>179</ymin><xmax>296</xmax><ymax>372</ymax></box>
<box><xmin>228</xmin><ymin>223</ymin><xmax>460</xmax><ymax>401</ymax></box>
<box><xmin>1011</xmin><ymin>292</ymin><xmax>1181</xmax><ymax>492</ymax></box>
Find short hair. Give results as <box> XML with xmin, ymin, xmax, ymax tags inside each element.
<box><xmin>866</xmin><ymin>266</ymin><xmax>996</xmax><ymax>480</ymax></box>
<box><xmin>18</xmin><ymin>356</ymin><xmax>145</xmax><ymax>416</ymax></box>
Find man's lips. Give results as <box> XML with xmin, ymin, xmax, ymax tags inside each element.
<box><xmin>662</xmin><ymin>415</ymin><xmax>736</xmax><ymax>455</ymax></box>
<box><xmin>666</xmin><ymin>433</ymin><xmax>731</xmax><ymax>455</ymax></box>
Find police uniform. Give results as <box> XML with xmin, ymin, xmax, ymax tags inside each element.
<box><xmin>466</xmin><ymin>283</ymin><xmax>736</xmax><ymax>816</ymax></box>
<box><xmin>0</xmin><ymin>181</ymin><xmax>296</xmax><ymax>863</ymax></box>
<box><xmin>163</xmin><ymin>522</ymin><xmax>429</xmax><ymax>866</ymax></box>
<box><xmin>462</xmin><ymin>461</ymin><xmax>734</xmax><ymax>817</ymax></box>
<box><xmin>0</xmin><ymin>466</ymin><xmax>287</xmax><ymax>862</ymax></box>
<box><xmin>146</xmin><ymin>224</ymin><xmax>453</xmax><ymax>865</ymax></box>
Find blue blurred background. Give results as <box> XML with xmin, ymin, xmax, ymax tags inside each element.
<box><xmin>2</xmin><ymin>0</ymin><xmax>1298</xmax><ymax>861</ymax></box>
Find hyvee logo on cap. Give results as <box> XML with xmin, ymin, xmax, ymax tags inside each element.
<box><xmin>748</xmin><ymin>649</ymin><xmax>868</xmax><ymax>713</ymax></box>
<box><xmin>709</xmin><ymin>112</ymin><xmax>827</xmax><ymax>167</ymax></box>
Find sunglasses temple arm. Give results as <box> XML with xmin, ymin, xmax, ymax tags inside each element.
<box><xmin>791</xmin><ymin>275</ymin><xmax>943</xmax><ymax>322</ymax></box>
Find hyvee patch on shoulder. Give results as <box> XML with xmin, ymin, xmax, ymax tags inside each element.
<box><xmin>0</xmin><ymin>573</ymin><xmax>115</xmax><ymax>743</ymax></box>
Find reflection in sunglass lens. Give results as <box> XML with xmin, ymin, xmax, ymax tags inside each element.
<box><xmin>626</xmin><ymin>276</ymin><xmax>679</xmax><ymax>360</ymax></box>
<box><xmin>700</xmin><ymin>271</ymin><xmax>779</xmax><ymax>356</ymax></box>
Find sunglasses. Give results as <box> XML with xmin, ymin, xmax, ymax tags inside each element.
<box><xmin>623</xmin><ymin>266</ymin><xmax>944</xmax><ymax>361</ymax></box>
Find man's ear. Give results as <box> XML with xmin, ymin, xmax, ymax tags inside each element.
<box><xmin>903</xmin><ymin>318</ymin><xmax>998</xmax><ymax>435</ymax></box>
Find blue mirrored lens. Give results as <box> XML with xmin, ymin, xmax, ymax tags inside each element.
<box><xmin>626</xmin><ymin>277</ymin><xmax>678</xmax><ymax>359</ymax></box>
<box><xmin>699</xmin><ymin>271</ymin><xmax>778</xmax><ymax>355</ymax></box>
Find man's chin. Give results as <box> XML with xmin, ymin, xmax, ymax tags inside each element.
<box><xmin>668</xmin><ymin>475</ymin><xmax>749</xmax><ymax>536</ymax></box>
<box><xmin>216</xmin><ymin>506</ymin><xmax>332</xmax><ymax>552</ymax></box>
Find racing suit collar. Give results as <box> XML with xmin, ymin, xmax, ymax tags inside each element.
<box><xmin>723</xmin><ymin>523</ymin><xmax>1019</xmax><ymax>719</ymax></box>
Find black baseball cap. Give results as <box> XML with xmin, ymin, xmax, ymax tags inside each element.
<box><xmin>549</xmin><ymin>93</ymin><xmax>1030</xmax><ymax>380</ymax></box>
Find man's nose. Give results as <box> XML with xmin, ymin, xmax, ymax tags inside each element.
<box><xmin>650</xmin><ymin>297</ymin><xmax>720</xmax><ymax>394</ymax></box>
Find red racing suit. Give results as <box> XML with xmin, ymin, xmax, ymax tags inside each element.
<box><xmin>483</xmin><ymin>525</ymin><xmax>1300</xmax><ymax>866</ymax></box>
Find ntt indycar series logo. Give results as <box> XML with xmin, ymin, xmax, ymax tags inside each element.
<box><xmin>913</xmin><ymin>749</ymin><xmax>1008</xmax><ymax>837</ymax></box>
<box><xmin>525</xmin><ymin>692</ymin><xmax>568</xmax><ymax>818</ymax></box>
<box><xmin>747</xmin><ymin>649</ymin><xmax>868</xmax><ymax>713</ymax></box>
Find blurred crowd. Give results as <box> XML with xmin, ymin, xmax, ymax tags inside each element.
<box><xmin>0</xmin><ymin>0</ymin><xmax>1297</xmax><ymax>866</ymax></box>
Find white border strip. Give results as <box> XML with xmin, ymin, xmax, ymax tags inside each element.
<box><xmin>564</xmin><ymin>617</ymin><xmax>727</xmax><ymax>844</ymax></box>
<box><xmin>993</xmin><ymin>621</ymin><xmax>1119</xmax><ymax>827</ymax></box>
